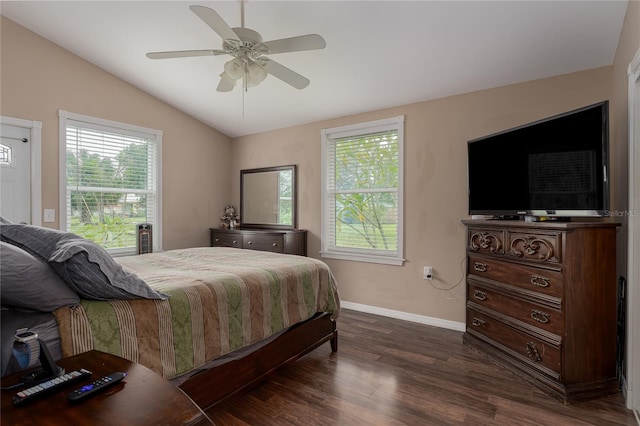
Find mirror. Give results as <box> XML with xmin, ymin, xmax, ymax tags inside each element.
<box><xmin>240</xmin><ymin>165</ymin><xmax>297</xmax><ymax>229</ymax></box>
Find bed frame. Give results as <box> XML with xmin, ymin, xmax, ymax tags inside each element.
<box><xmin>178</xmin><ymin>312</ymin><xmax>338</xmax><ymax>410</ymax></box>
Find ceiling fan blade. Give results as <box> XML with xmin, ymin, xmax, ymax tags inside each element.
<box><xmin>263</xmin><ymin>59</ymin><xmax>310</xmax><ymax>90</ymax></box>
<box><xmin>146</xmin><ymin>49</ymin><xmax>227</xmax><ymax>60</ymax></box>
<box><xmin>217</xmin><ymin>73</ymin><xmax>237</xmax><ymax>92</ymax></box>
<box><xmin>263</xmin><ymin>34</ymin><xmax>326</xmax><ymax>55</ymax></box>
<box><xmin>189</xmin><ymin>5</ymin><xmax>238</xmax><ymax>42</ymax></box>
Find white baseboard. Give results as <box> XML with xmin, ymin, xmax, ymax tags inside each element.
<box><xmin>340</xmin><ymin>301</ymin><xmax>466</xmax><ymax>332</ymax></box>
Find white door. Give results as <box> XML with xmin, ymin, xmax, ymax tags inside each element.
<box><xmin>628</xmin><ymin>47</ymin><xmax>640</xmax><ymax>416</ymax></box>
<box><xmin>0</xmin><ymin>124</ymin><xmax>31</xmax><ymax>223</ymax></box>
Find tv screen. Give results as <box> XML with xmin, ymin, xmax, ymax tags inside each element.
<box><xmin>467</xmin><ymin>101</ymin><xmax>609</xmax><ymax>218</ymax></box>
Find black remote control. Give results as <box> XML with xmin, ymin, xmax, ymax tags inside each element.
<box><xmin>67</xmin><ymin>371</ymin><xmax>127</xmax><ymax>402</ymax></box>
<box><xmin>12</xmin><ymin>369</ymin><xmax>92</xmax><ymax>406</ymax></box>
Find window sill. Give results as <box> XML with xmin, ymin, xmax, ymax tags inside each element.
<box><xmin>320</xmin><ymin>251</ymin><xmax>404</xmax><ymax>266</ymax></box>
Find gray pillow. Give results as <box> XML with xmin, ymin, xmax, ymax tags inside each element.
<box><xmin>0</xmin><ymin>223</ymin><xmax>79</xmax><ymax>261</ymax></box>
<box><xmin>49</xmin><ymin>238</ymin><xmax>168</xmax><ymax>300</ymax></box>
<box><xmin>0</xmin><ymin>242</ymin><xmax>80</xmax><ymax>311</ymax></box>
<box><xmin>0</xmin><ymin>223</ymin><xmax>167</xmax><ymax>301</ymax></box>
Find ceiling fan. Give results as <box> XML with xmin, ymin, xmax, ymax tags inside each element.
<box><xmin>146</xmin><ymin>3</ymin><xmax>326</xmax><ymax>92</ymax></box>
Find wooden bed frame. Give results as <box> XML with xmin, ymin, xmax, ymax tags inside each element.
<box><xmin>178</xmin><ymin>312</ymin><xmax>338</xmax><ymax>410</ymax></box>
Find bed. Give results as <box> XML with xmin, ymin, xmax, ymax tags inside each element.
<box><xmin>0</xmin><ymin>222</ymin><xmax>339</xmax><ymax>410</ymax></box>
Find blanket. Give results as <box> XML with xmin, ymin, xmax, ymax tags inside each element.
<box><xmin>54</xmin><ymin>247</ymin><xmax>339</xmax><ymax>380</ymax></box>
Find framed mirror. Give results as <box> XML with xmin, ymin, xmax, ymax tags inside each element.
<box><xmin>240</xmin><ymin>165</ymin><xmax>297</xmax><ymax>229</ymax></box>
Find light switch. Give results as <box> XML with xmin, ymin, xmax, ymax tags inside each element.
<box><xmin>43</xmin><ymin>209</ymin><xmax>55</xmax><ymax>223</ymax></box>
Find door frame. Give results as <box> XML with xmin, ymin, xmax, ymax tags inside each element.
<box><xmin>626</xmin><ymin>47</ymin><xmax>640</xmax><ymax>416</ymax></box>
<box><xmin>0</xmin><ymin>116</ymin><xmax>42</xmax><ymax>226</ymax></box>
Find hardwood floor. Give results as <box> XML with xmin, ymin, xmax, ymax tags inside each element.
<box><xmin>205</xmin><ymin>309</ymin><xmax>637</xmax><ymax>425</ymax></box>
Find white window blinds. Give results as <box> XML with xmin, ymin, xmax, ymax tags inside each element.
<box><xmin>59</xmin><ymin>111</ymin><xmax>162</xmax><ymax>255</ymax></box>
<box><xmin>321</xmin><ymin>116</ymin><xmax>404</xmax><ymax>265</ymax></box>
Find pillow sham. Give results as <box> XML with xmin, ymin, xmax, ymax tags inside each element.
<box><xmin>0</xmin><ymin>223</ymin><xmax>79</xmax><ymax>261</ymax></box>
<box><xmin>0</xmin><ymin>242</ymin><xmax>80</xmax><ymax>311</ymax></box>
<box><xmin>49</xmin><ymin>238</ymin><xmax>168</xmax><ymax>300</ymax></box>
<box><xmin>1</xmin><ymin>223</ymin><xmax>167</xmax><ymax>301</ymax></box>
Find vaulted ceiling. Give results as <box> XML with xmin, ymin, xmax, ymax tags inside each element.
<box><xmin>1</xmin><ymin>1</ymin><xmax>628</xmax><ymax>138</ymax></box>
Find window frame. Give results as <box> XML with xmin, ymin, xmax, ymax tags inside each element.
<box><xmin>320</xmin><ymin>115</ymin><xmax>404</xmax><ymax>265</ymax></box>
<box><xmin>58</xmin><ymin>110</ymin><xmax>162</xmax><ymax>256</ymax></box>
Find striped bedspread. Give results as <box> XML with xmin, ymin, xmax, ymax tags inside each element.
<box><xmin>53</xmin><ymin>247</ymin><xmax>340</xmax><ymax>380</ymax></box>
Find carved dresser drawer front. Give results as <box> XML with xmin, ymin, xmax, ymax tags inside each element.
<box><xmin>468</xmin><ymin>281</ymin><xmax>563</xmax><ymax>335</ymax></box>
<box><xmin>211</xmin><ymin>232</ymin><xmax>241</xmax><ymax>248</ymax></box>
<box><xmin>468</xmin><ymin>228</ymin><xmax>506</xmax><ymax>256</ymax></box>
<box><xmin>467</xmin><ymin>309</ymin><xmax>561</xmax><ymax>377</ymax></box>
<box><xmin>468</xmin><ymin>255</ymin><xmax>563</xmax><ymax>299</ymax></box>
<box><xmin>507</xmin><ymin>231</ymin><xmax>561</xmax><ymax>263</ymax></box>
<box><xmin>242</xmin><ymin>233</ymin><xmax>285</xmax><ymax>254</ymax></box>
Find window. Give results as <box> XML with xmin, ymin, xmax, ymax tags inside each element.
<box><xmin>321</xmin><ymin>116</ymin><xmax>404</xmax><ymax>265</ymax></box>
<box><xmin>0</xmin><ymin>144</ymin><xmax>11</xmax><ymax>166</ymax></box>
<box><xmin>59</xmin><ymin>111</ymin><xmax>162</xmax><ymax>255</ymax></box>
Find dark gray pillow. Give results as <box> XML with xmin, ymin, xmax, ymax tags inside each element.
<box><xmin>0</xmin><ymin>223</ymin><xmax>79</xmax><ymax>261</ymax></box>
<box><xmin>49</xmin><ymin>238</ymin><xmax>168</xmax><ymax>300</ymax></box>
<box><xmin>0</xmin><ymin>242</ymin><xmax>80</xmax><ymax>311</ymax></box>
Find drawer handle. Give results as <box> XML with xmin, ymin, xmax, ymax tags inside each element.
<box><xmin>525</xmin><ymin>342</ymin><xmax>542</xmax><ymax>362</ymax></box>
<box><xmin>214</xmin><ymin>238</ymin><xmax>220</xmax><ymax>242</ymax></box>
<box><xmin>530</xmin><ymin>275</ymin><xmax>550</xmax><ymax>288</ymax></box>
<box><xmin>473</xmin><ymin>290</ymin><xmax>487</xmax><ymax>301</ymax></box>
<box><xmin>272</xmin><ymin>242</ymin><xmax>278</xmax><ymax>247</ymax></box>
<box><xmin>531</xmin><ymin>309</ymin><xmax>550</xmax><ymax>324</ymax></box>
<box><xmin>247</xmin><ymin>241</ymin><xmax>253</xmax><ymax>245</ymax></box>
<box><xmin>232</xmin><ymin>240</ymin><xmax>238</xmax><ymax>244</ymax></box>
<box><xmin>473</xmin><ymin>262</ymin><xmax>488</xmax><ymax>272</ymax></box>
<box><xmin>471</xmin><ymin>317</ymin><xmax>486</xmax><ymax>327</ymax></box>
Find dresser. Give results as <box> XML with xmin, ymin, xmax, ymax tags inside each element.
<box><xmin>461</xmin><ymin>220</ymin><xmax>620</xmax><ymax>403</ymax></box>
<box><xmin>209</xmin><ymin>228</ymin><xmax>307</xmax><ymax>256</ymax></box>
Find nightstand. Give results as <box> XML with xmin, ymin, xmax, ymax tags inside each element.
<box><xmin>1</xmin><ymin>350</ymin><xmax>213</xmax><ymax>425</ymax></box>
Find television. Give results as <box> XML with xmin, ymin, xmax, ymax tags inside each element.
<box><xmin>467</xmin><ymin>101</ymin><xmax>609</xmax><ymax>219</ymax></box>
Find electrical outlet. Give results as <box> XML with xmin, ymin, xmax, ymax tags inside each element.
<box><xmin>423</xmin><ymin>266</ymin><xmax>433</xmax><ymax>280</ymax></box>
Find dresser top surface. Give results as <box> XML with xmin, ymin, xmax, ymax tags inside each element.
<box><xmin>462</xmin><ymin>219</ymin><xmax>620</xmax><ymax>230</ymax></box>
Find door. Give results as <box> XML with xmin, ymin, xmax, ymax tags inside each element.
<box><xmin>0</xmin><ymin>124</ymin><xmax>31</xmax><ymax>223</ymax></box>
<box><xmin>628</xmin><ymin>48</ymin><xmax>640</xmax><ymax>416</ymax></box>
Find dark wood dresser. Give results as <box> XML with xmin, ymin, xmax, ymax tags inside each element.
<box><xmin>209</xmin><ymin>228</ymin><xmax>307</xmax><ymax>256</ymax></box>
<box><xmin>461</xmin><ymin>220</ymin><xmax>620</xmax><ymax>403</ymax></box>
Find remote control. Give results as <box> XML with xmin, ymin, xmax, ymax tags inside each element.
<box><xmin>12</xmin><ymin>369</ymin><xmax>92</xmax><ymax>406</ymax></box>
<box><xmin>67</xmin><ymin>371</ymin><xmax>127</xmax><ymax>402</ymax></box>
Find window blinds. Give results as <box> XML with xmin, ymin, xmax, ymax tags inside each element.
<box><xmin>323</xmin><ymin>116</ymin><xmax>403</xmax><ymax>264</ymax></box>
<box><xmin>62</xmin><ymin>113</ymin><xmax>160</xmax><ymax>253</ymax></box>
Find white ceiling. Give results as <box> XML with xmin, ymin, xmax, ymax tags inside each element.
<box><xmin>1</xmin><ymin>1</ymin><xmax>629</xmax><ymax>138</ymax></box>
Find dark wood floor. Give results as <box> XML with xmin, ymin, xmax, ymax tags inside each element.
<box><xmin>205</xmin><ymin>309</ymin><xmax>637</xmax><ymax>425</ymax></box>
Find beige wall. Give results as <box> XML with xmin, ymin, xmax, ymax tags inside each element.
<box><xmin>1</xmin><ymin>17</ymin><xmax>232</xmax><ymax>249</ymax></box>
<box><xmin>231</xmin><ymin>68</ymin><xmax>614</xmax><ymax>323</ymax></box>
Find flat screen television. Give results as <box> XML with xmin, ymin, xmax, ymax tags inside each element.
<box><xmin>467</xmin><ymin>101</ymin><xmax>609</xmax><ymax>219</ymax></box>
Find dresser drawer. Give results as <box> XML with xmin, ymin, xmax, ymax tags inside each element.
<box><xmin>468</xmin><ymin>255</ymin><xmax>563</xmax><ymax>299</ymax></box>
<box><xmin>468</xmin><ymin>280</ymin><xmax>563</xmax><ymax>335</ymax></box>
<box><xmin>211</xmin><ymin>232</ymin><xmax>241</xmax><ymax>248</ymax></box>
<box><xmin>467</xmin><ymin>308</ymin><xmax>561</xmax><ymax>376</ymax></box>
<box><xmin>468</xmin><ymin>228</ymin><xmax>506</xmax><ymax>256</ymax></box>
<box><xmin>242</xmin><ymin>233</ymin><xmax>285</xmax><ymax>253</ymax></box>
<box><xmin>506</xmin><ymin>230</ymin><xmax>561</xmax><ymax>263</ymax></box>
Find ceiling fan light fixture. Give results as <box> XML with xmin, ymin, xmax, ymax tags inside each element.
<box><xmin>246</xmin><ymin>62</ymin><xmax>267</xmax><ymax>87</ymax></box>
<box><xmin>224</xmin><ymin>58</ymin><xmax>244</xmax><ymax>80</ymax></box>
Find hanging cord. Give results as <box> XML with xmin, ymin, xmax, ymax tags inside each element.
<box><xmin>428</xmin><ymin>255</ymin><xmax>466</xmax><ymax>300</ymax></box>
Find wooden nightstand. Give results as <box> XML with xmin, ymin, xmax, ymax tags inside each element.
<box><xmin>1</xmin><ymin>350</ymin><xmax>213</xmax><ymax>425</ymax></box>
